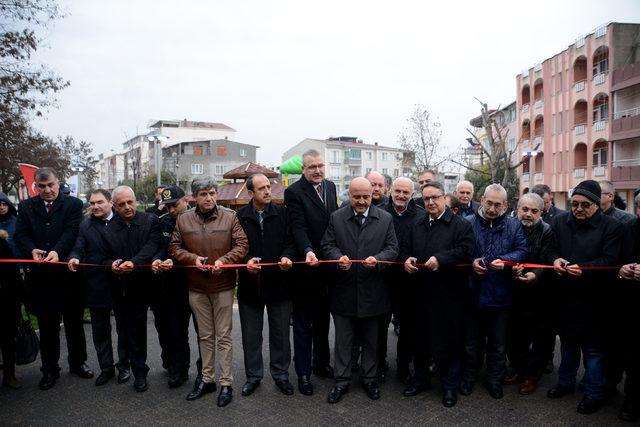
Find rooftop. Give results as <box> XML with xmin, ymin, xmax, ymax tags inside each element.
<box><xmin>149</xmin><ymin>119</ymin><xmax>236</xmax><ymax>131</ymax></box>
<box><xmin>306</xmin><ymin>137</ymin><xmax>403</xmax><ymax>152</ymax></box>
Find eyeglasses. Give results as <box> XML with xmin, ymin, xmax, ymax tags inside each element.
<box><xmin>571</xmin><ymin>201</ymin><xmax>594</xmax><ymax>210</ymax></box>
<box><xmin>423</xmin><ymin>195</ymin><xmax>443</xmax><ymax>203</ymax></box>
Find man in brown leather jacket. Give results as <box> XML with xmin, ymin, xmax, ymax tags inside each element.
<box><xmin>169</xmin><ymin>177</ymin><xmax>249</xmax><ymax>407</ymax></box>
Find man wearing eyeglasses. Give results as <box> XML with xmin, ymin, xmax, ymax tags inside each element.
<box><xmin>546</xmin><ymin>179</ymin><xmax>623</xmax><ymax>415</ymax></box>
<box><xmin>413</xmin><ymin>170</ymin><xmax>436</xmax><ymax>209</ymax></box>
<box><xmin>503</xmin><ymin>193</ymin><xmax>558</xmax><ymax>396</ymax></box>
<box><xmin>460</xmin><ymin>183</ymin><xmax>528</xmax><ymax>400</ymax></box>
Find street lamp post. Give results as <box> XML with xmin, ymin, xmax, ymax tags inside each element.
<box><xmin>147</xmin><ymin>131</ymin><xmax>170</xmax><ymax>186</ymax></box>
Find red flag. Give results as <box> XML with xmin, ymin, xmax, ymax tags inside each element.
<box><xmin>18</xmin><ymin>163</ymin><xmax>39</xmax><ymax>199</ymax></box>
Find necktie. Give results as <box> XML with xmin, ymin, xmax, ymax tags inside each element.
<box><xmin>46</xmin><ymin>202</ymin><xmax>53</xmax><ymax>213</ymax></box>
<box><xmin>429</xmin><ymin>219</ymin><xmax>434</xmax><ymax>227</ymax></box>
<box><xmin>356</xmin><ymin>214</ymin><xmax>365</xmax><ymax>226</ymax></box>
<box><xmin>316</xmin><ymin>184</ymin><xmax>324</xmax><ymax>203</ymax></box>
<box><xmin>256</xmin><ymin>210</ymin><xmax>264</xmax><ymax>231</ymax></box>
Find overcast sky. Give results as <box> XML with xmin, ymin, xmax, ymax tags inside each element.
<box><xmin>31</xmin><ymin>0</ymin><xmax>640</xmax><ymax>167</ymax></box>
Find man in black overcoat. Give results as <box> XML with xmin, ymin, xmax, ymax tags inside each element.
<box><xmin>284</xmin><ymin>149</ymin><xmax>338</xmax><ymax>395</ymax></box>
<box><xmin>321</xmin><ymin>177</ymin><xmax>398</xmax><ymax>404</ymax></box>
<box><xmin>101</xmin><ymin>186</ymin><xmax>160</xmax><ymax>392</ymax></box>
<box><xmin>14</xmin><ymin>167</ymin><xmax>92</xmax><ymax>390</ymax></box>
<box><xmin>237</xmin><ymin>174</ymin><xmax>296</xmax><ymax>397</ymax></box>
<box><xmin>68</xmin><ymin>189</ymin><xmax>130</xmax><ymax>386</ymax></box>
<box><xmin>402</xmin><ymin>181</ymin><xmax>475</xmax><ymax>408</ymax></box>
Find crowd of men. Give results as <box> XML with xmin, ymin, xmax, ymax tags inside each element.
<box><xmin>0</xmin><ymin>150</ymin><xmax>639</xmax><ymax>423</ymax></box>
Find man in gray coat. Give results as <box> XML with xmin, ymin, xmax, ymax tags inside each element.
<box><xmin>321</xmin><ymin>177</ymin><xmax>399</xmax><ymax>404</ymax></box>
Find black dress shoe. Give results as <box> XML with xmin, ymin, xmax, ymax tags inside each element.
<box><xmin>275</xmin><ymin>379</ymin><xmax>294</xmax><ymax>396</ymax></box>
<box><xmin>298</xmin><ymin>376</ymin><xmax>313</xmax><ymax>396</ymax></box>
<box><xmin>186</xmin><ymin>381</ymin><xmax>216</xmax><ymax>401</ymax></box>
<box><xmin>117</xmin><ymin>369</ymin><xmax>131</xmax><ymax>384</ymax></box>
<box><xmin>403</xmin><ymin>383</ymin><xmax>431</xmax><ymax>397</ymax></box>
<box><xmin>577</xmin><ymin>397</ymin><xmax>604</xmax><ymax>414</ymax></box>
<box><xmin>70</xmin><ymin>363</ymin><xmax>94</xmax><ymax>379</ymax></box>
<box><xmin>192</xmin><ymin>374</ymin><xmax>203</xmax><ymax>393</ymax></box>
<box><xmin>443</xmin><ymin>389</ymin><xmax>458</xmax><ymax>408</ymax></box>
<box><xmin>485</xmin><ymin>383</ymin><xmax>503</xmax><ymax>399</ymax></box>
<box><xmin>313</xmin><ymin>365</ymin><xmax>334</xmax><ymax>379</ymax></box>
<box><xmin>547</xmin><ymin>384</ymin><xmax>574</xmax><ymax>399</ymax></box>
<box><xmin>39</xmin><ymin>372</ymin><xmax>60</xmax><ymax>391</ymax></box>
<box><xmin>377</xmin><ymin>362</ymin><xmax>389</xmax><ymax>383</ymax></box>
<box><xmin>168</xmin><ymin>371</ymin><xmax>188</xmax><ymax>388</ymax></box>
<box><xmin>619</xmin><ymin>399</ymin><xmax>640</xmax><ymax>422</ymax></box>
<box><xmin>134</xmin><ymin>376</ymin><xmax>148</xmax><ymax>392</ymax></box>
<box><xmin>364</xmin><ymin>382</ymin><xmax>380</xmax><ymax>400</ymax></box>
<box><xmin>458</xmin><ymin>381</ymin><xmax>474</xmax><ymax>396</ymax></box>
<box><xmin>217</xmin><ymin>386</ymin><xmax>233</xmax><ymax>407</ymax></box>
<box><xmin>327</xmin><ymin>385</ymin><xmax>349</xmax><ymax>403</ymax></box>
<box><xmin>241</xmin><ymin>380</ymin><xmax>261</xmax><ymax>396</ymax></box>
<box><xmin>95</xmin><ymin>369</ymin><xmax>115</xmax><ymax>386</ymax></box>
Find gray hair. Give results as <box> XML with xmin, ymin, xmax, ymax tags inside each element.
<box><xmin>599</xmin><ymin>180</ymin><xmax>614</xmax><ymax>194</ymax></box>
<box><xmin>191</xmin><ymin>177</ymin><xmax>218</xmax><ymax>195</ymax></box>
<box><xmin>518</xmin><ymin>192</ymin><xmax>544</xmax><ymax>211</ymax></box>
<box><xmin>392</xmin><ymin>176</ymin><xmax>413</xmax><ymax>188</ymax></box>
<box><xmin>456</xmin><ymin>180</ymin><xmax>474</xmax><ymax>192</ymax></box>
<box><xmin>484</xmin><ymin>183</ymin><xmax>508</xmax><ymax>201</ymax></box>
<box><xmin>302</xmin><ymin>149</ymin><xmax>322</xmax><ymax>163</ymax></box>
<box><xmin>34</xmin><ymin>167</ymin><xmax>58</xmax><ymax>182</ymax></box>
<box><xmin>112</xmin><ymin>185</ymin><xmax>134</xmax><ymax>200</ymax></box>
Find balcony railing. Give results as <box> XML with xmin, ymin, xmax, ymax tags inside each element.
<box><xmin>534</xmin><ymin>173</ymin><xmax>543</xmax><ymax>183</ymax></box>
<box><xmin>593</xmin><ymin>120</ymin><xmax>607</xmax><ymax>132</ymax></box>
<box><xmin>574</xmin><ymin>80</ymin><xmax>586</xmax><ymax>92</ymax></box>
<box><xmin>594</xmin><ymin>72</ymin><xmax>606</xmax><ymax>85</ymax></box>
<box><xmin>522</xmin><ymin>104</ymin><xmax>530</xmax><ymax>114</ymax></box>
<box><xmin>534</xmin><ymin>99</ymin><xmax>543</xmax><ymax>110</ymax></box>
<box><xmin>575</xmin><ymin>36</ymin><xmax>586</xmax><ymax>48</ymax></box>
<box><xmin>574</xmin><ymin>124</ymin><xmax>586</xmax><ymax>136</ymax></box>
<box><xmin>612</xmin><ymin>158</ymin><xmax>640</xmax><ymax>167</ymax></box>
<box><xmin>574</xmin><ymin>168</ymin><xmax>586</xmax><ymax>178</ymax></box>
<box><xmin>613</xmin><ymin>106</ymin><xmax>640</xmax><ymax>120</ymax></box>
<box><xmin>593</xmin><ymin>166</ymin><xmax>606</xmax><ymax>177</ymax></box>
<box><xmin>534</xmin><ymin>63</ymin><xmax>542</xmax><ymax>72</ymax></box>
<box><xmin>595</xmin><ymin>24</ymin><xmax>607</xmax><ymax>38</ymax></box>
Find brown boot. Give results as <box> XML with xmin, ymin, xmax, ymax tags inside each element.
<box><xmin>2</xmin><ymin>374</ymin><xmax>22</xmax><ymax>390</ymax></box>
<box><xmin>503</xmin><ymin>373</ymin><xmax>520</xmax><ymax>385</ymax></box>
<box><xmin>518</xmin><ymin>377</ymin><xmax>538</xmax><ymax>395</ymax></box>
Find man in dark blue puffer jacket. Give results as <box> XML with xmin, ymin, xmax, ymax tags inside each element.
<box><xmin>459</xmin><ymin>183</ymin><xmax>528</xmax><ymax>400</ymax></box>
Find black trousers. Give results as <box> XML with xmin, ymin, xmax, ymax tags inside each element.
<box><xmin>89</xmin><ymin>306</ymin><xmax>129</xmax><ymax>371</ymax></box>
<box><xmin>36</xmin><ymin>303</ymin><xmax>87</xmax><ymax>374</ymax></box>
<box><xmin>292</xmin><ymin>294</ymin><xmax>331</xmax><ymax>377</ymax></box>
<box><xmin>120</xmin><ymin>301</ymin><xmax>149</xmax><ymax>378</ymax></box>
<box><xmin>506</xmin><ymin>301</ymin><xmax>552</xmax><ymax>380</ymax></box>
<box><xmin>239</xmin><ymin>298</ymin><xmax>292</xmax><ymax>382</ymax></box>
<box><xmin>0</xmin><ymin>280</ymin><xmax>17</xmax><ymax>377</ymax></box>
<box><xmin>150</xmin><ymin>284</ymin><xmax>191</xmax><ymax>376</ymax></box>
<box><xmin>334</xmin><ymin>314</ymin><xmax>379</xmax><ymax>387</ymax></box>
<box><xmin>462</xmin><ymin>306</ymin><xmax>509</xmax><ymax>387</ymax></box>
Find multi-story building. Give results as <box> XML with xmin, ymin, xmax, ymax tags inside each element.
<box><xmin>96</xmin><ymin>151</ymin><xmax>125</xmax><ymax>190</ymax></box>
<box><xmin>281</xmin><ymin>136</ymin><xmax>406</xmax><ymax>193</ymax></box>
<box><xmin>516</xmin><ymin>22</ymin><xmax>640</xmax><ymax>208</ymax></box>
<box><xmin>161</xmin><ymin>139</ymin><xmax>258</xmax><ymax>186</ymax></box>
<box><xmin>468</xmin><ymin>102</ymin><xmax>518</xmax><ymax>168</ymax></box>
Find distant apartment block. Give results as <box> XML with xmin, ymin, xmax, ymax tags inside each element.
<box><xmin>467</xmin><ymin>102</ymin><xmax>518</xmax><ymax>168</ymax></box>
<box><xmin>282</xmin><ymin>136</ymin><xmax>408</xmax><ymax>193</ymax></box>
<box><xmin>516</xmin><ymin>22</ymin><xmax>640</xmax><ymax>208</ymax></box>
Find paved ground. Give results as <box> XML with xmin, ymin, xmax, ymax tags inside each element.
<box><xmin>0</xmin><ymin>305</ymin><xmax>630</xmax><ymax>426</ymax></box>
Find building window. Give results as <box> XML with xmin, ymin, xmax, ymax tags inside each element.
<box><xmin>593</xmin><ymin>148</ymin><xmax>608</xmax><ymax>167</ymax></box>
<box><xmin>191</xmin><ymin>164</ymin><xmax>203</xmax><ymax>175</ymax></box>
<box><xmin>382</xmin><ymin>168</ymin><xmax>388</xmax><ymax>175</ymax></box>
<box><xmin>366</xmin><ymin>167</ymin><xmax>372</xmax><ymax>174</ymax></box>
<box><xmin>193</xmin><ymin>145</ymin><xmax>204</xmax><ymax>156</ymax></box>
<box><xmin>394</xmin><ymin>169</ymin><xmax>399</xmax><ymax>177</ymax></box>
<box><xmin>382</xmin><ymin>152</ymin><xmax>388</xmax><ymax>161</ymax></box>
<box><xmin>366</xmin><ymin>151</ymin><xmax>372</xmax><ymax>160</ymax></box>
<box><xmin>551</xmin><ymin>114</ymin><xmax>555</xmax><ymax>135</ymax></box>
<box><xmin>216</xmin><ymin>146</ymin><xmax>227</xmax><ymax>157</ymax></box>
<box><xmin>557</xmin><ymin>112</ymin><xmax>563</xmax><ymax>133</ymax></box>
<box><xmin>215</xmin><ymin>165</ymin><xmax>226</xmax><ymax>175</ymax></box>
<box><xmin>329</xmin><ymin>166</ymin><xmax>341</xmax><ymax>179</ymax></box>
<box><xmin>347</xmin><ymin>148</ymin><xmax>361</xmax><ymax>160</ymax></box>
<box><xmin>239</xmin><ymin>148</ymin><xmax>247</xmax><ymax>157</ymax></box>
<box><xmin>593</xmin><ymin>103</ymin><xmax>608</xmax><ymax>122</ymax></box>
<box><xmin>330</xmin><ymin>150</ymin><xmax>340</xmax><ymax>163</ymax></box>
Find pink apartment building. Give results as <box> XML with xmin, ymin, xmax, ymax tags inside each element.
<box><xmin>516</xmin><ymin>22</ymin><xmax>640</xmax><ymax>209</ymax></box>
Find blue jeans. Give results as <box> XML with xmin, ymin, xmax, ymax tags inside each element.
<box><xmin>558</xmin><ymin>335</ymin><xmax>605</xmax><ymax>400</ymax></box>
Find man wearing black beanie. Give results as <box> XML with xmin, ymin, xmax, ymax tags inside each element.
<box><xmin>546</xmin><ymin>180</ymin><xmax>623</xmax><ymax>415</ymax></box>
